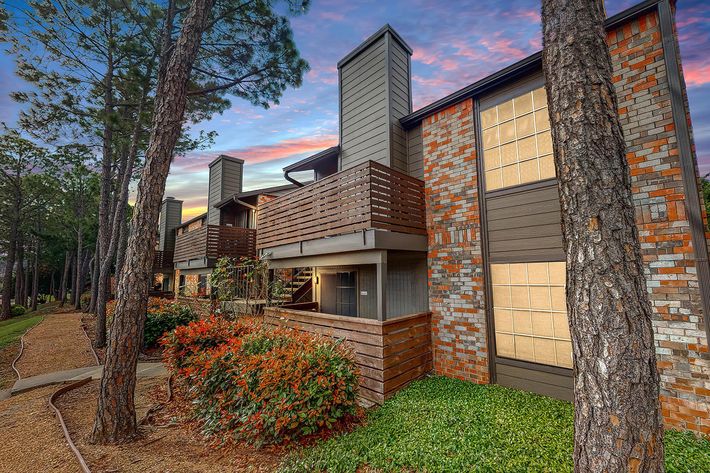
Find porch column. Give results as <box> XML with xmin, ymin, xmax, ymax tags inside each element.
<box><xmin>376</xmin><ymin>260</ymin><xmax>387</xmax><ymax>321</ymax></box>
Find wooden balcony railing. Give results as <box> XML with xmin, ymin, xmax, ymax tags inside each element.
<box><xmin>257</xmin><ymin>161</ymin><xmax>426</xmax><ymax>249</ymax></box>
<box><xmin>153</xmin><ymin>250</ymin><xmax>174</xmax><ymax>271</ymax></box>
<box><xmin>174</xmin><ymin>225</ymin><xmax>257</xmax><ymax>263</ymax></box>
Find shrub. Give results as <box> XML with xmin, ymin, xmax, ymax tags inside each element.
<box><xmin>106</xmin><ymin>297</ymin><xmax>197</xmax><ymax>347</ymax></box>
<box><xmin>10</xmin><ymin>305</ymin><xmax>26</xmax><ymax>317</ymax></box>
<box><xmin>161</xmin><ymin>318</ymin><xmax>360</xmax><ymax>445</ymax></box>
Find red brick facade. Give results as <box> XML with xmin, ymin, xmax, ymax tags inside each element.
<box><xmin>423</xmin><ymin>10</ymin><xmax>709</xmax><ymax>435</ymax></box>
<box><xmin>610</xmin><ymin>10</ymin><xmax>710</xmax><ymax>435</ymax></box>
<box><xmin>423</xmin><ymin>99</ymin><xmax>489</xmax><ymax>384</ymax></box>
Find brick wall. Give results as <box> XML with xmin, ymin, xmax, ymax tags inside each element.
<box><xmin>422</xmin><ymin>10</ymin><xmax>709</xmax><ymax>435</ymax></box>
<box><xmin>609</xmin><ymin>10</ymin><xmax>709</xmax><ymax>435</ymax></box>
<box><xmin>422</xmin><ymin>99</ymin><xmax>489</xmax><ymax>384</ymax></box>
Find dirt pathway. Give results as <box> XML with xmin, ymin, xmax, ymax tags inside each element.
<box><xmin>16</xmin><ymin>310</ymin><xmax>96</xmax><ymax>378</ymax></box>
<box><xmin>0</xmin><ymin>385</ymin><xmax>81</xmax><ymax>473</ymax></box>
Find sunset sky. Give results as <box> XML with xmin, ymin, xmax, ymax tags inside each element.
<box><xmin>1</xmin><ymin>0</ymin><xmax>708</xmax><ymax>221</ymax></box>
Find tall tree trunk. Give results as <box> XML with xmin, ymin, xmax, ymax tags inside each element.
<box><xmin>96</xmin><ymin>71</ymin><xmax>151</xmax><ymax>348</ymax></box>
<box><xmin>59</xmin><ymin>250</ymin><xmax>71</xmax><ymax>306</ymax></box>
<box><xmin>70</xmin><ymin>248</ymin><xmax>78</xmax><ymax>307</ymax></box>
<box><xmin>16</xmin><ymin>241</ymin><xmax>25</xmax><ymax>308</ymax></box>
<box><xmin>1</xmin><ymin>209</ymin><xmax>19</xmax><ymax>320</ymax></box>
<box><xmin>49</xmin><ymin>270</ymin><xmax>55</xmax><ymax>301</ymax></box>
<box><xmin>91</xmin><ymin>0</ymin><xmax>214</xmax><ymax>444</ymax></box>
<box><xmin>74</xmin><ymin>228</ymin><xmax>83</xmax><ymax>309</ymax></box>
<box><xmin>88</xmin><ymin>239</ymin><xmax>100</xmax><ymax>313</ymax></box>
<box><xmin>541</xmin><ymin>1</ymin><xmax>664</xmax><ymax>471</ymax></box>
<box><xmin>31</xmin><ymin>239</ymin><xmax>39</xmax><ymax>311</ymax></box>
<box><xmin>115</xmin><ymin>213</ymin><xmax>129</xmax><ymax>283</ymax></box>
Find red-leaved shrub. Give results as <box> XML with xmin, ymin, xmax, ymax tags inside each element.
<box><xmin>161</xmin><ymin>317</ymin><xmax>360</xmax><ymax>445</ymax></box>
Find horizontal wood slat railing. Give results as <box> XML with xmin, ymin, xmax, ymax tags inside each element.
<box><xmin>256</xmin><ymin>161</ymin><xmax>426</xmax><ymax>249</ymax></box>
<box><xmin>153</xmin><ymin>251</ymin><xmax>174</xmax><ymax>271</ymax></box>
<box><xmin>264</xmin><ymin>307</ymin><xmax>432</xmax><ymax>405</ymax></box>
<box><xmin>174</xmin><ymin>225</ymin><xmax>256</xmax><ymax>263</ymax></box>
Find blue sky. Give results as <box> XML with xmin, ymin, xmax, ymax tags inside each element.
<box><xmin>1</xmin><ymin>0</ymin><xmax>708</xmax><ymax>219</ymax></box>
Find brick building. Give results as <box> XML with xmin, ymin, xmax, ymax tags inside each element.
<box><xmin>256</xmin><ymin>0</ymin><xmax>708</xmax><ymax>433</ymax></box>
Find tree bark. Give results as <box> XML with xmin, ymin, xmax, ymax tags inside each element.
<box><xmin>59</xmin><ymin>250</ymin><xmax>71</xmax><ymax>306</ymax></box>
<box><xmin>16</xmin><ymin>241</ymin><xmax>25</xmax><ymax>308</ymax></box>
<box><xmin>96</xmin><ymin>69</ymin><xmax>151</xmax><ymax>348</ymax></box>
<box><xmin>74</xmin><ymin>227</ymin><xmax>83</xmax><ymax>309</ymax></box>
<box><xmin>31</xmin><ymin>238</ymin><xmax>39</xmax><ymax>311</ymax></box>
<box><xmin>91</xmin><ymin>0</ymin><xmax>215</xmax><ymax>444</ymax></box>
<box><xmin>541</xmin><ymin>1</ymin><xmax>664</xmax><ymax>471</ymax></box>
<box><xmin>1</xmin><ymin>202</ymin><xmax>20</xmax><ymax>320</ymax></box>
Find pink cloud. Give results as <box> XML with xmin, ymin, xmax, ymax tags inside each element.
<box><xmin>684</xmin><ymin>62</ymin><xmax>710</xmax><ymax>87</ymax></box>
<box><xmin>173</xmin><ymin>134</ymin><xmax>339</xmax><ymax>172</ymax></box>
<box><xmin>319</xmin><ymin>11</ymin><xmax>345</xmax><ymax>21</ymax></box>
<box><xmin>478</xmin><ymin>37</ymin><xmax>528</xmax><ymax>60</ymax></box>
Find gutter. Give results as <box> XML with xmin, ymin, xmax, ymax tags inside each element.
<box><xmin>658</xmin><ymin>0</ymin><xmax>710</xmax><ymax>341</ymax></box>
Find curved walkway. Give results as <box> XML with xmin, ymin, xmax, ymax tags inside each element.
<box><xmin>15</xmin><ymin>310</ymin><xmax>96</xmax><ymax>378</ymax></box>
<box><xmin>11</xmin><ymin>362</ymin><xmax>166</xmax><ymax>395</ymax></box>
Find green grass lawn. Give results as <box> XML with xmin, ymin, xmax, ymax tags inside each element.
<box><xmin>281</xmin><ymin>376</ymin><xmax>710</xmax><ymax>473</ymax></box>
<box><xmin>0</xmin><ymin>313</ymin><xmax>43</xmax><ymax>348</ymax></box>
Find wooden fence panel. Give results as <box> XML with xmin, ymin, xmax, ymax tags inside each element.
<box><xmin>264</xmin><ymin>307</ymin><xmax>432</xmax><ymax>405</ymax></box>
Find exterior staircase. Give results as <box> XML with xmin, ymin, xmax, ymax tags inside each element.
<box><xmin>277</xmin><ymin>267</ymin><xmax>313</xmax><ymax>305</ymax></box>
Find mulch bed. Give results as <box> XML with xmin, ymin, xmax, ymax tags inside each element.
<box><xmin>0</xmin><ymin>341</ymin><xmax>20</xmax><ymax>390</ymax></box>
<box><xmin>57</xmin><ymin>379</ymin><xmax>284</xmax><ymax>472</ymax></box>
<box><xmin>0</xmin><ymin>386</ymin><xmax>81</xmax><ymax>472</ymax></box>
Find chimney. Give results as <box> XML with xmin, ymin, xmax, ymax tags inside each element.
<box><xmin>207</xmin><ymin>154</ymin><xmax>244</xmax><ymax>225</ymax></box>
<box><xmin>158</xmin><ymin>197</ymin><xmax>183</xmax><ymax>251</ymax></box>
<box><xmin>338</xmin><ymin>25</ymin><xmax>413</xmax><ymax>174</ymax></box>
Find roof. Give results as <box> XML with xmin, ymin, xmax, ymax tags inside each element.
<box><xmin>283</xmin><ymin>146</ymin><xmax>340</xmax><ymax>173</ymax></box>
<box><xmin>208</xmin><ymin>154</ymin><xmax>244</xmax><ymax>168</ymax></box>
<box><xmin>400</xmin><ymin>0</ymin><xmax>662</xmax><ymax>129</ymax></box>
<box><xmin>175</xmin><ymin>212</ymin><xmax>206</xmax><ymax>230</ymax></box>
<box><xmin>337</xmin><ymin>24</ymin><xmax>413</xmax><ymax>69</ymax></box>
<box><xmin>213</xmin><ymin>183</ymin><xmax>304</xmax><ymax>209</ymax></box>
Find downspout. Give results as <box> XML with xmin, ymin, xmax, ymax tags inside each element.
<box><xmin>284</xmin><ymin>169</ymin><xmax>306</xmax><ymax>187</ymax></box>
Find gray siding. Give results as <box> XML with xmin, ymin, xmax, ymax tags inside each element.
<box><xmin>340</xmin><ymin>36</ymin><xmax>389</xmax><ymax>170</ymax></box>
<box><xmin>496</xmin><ymin>363</ymin><xmax>572</xmax><ymax>401</ymax></box>
<box><xmin>485</xmin><ymin>183</ymin><xmax>565</xmax><ymax>262</ymax></box>
<box><xmin>339</xmin><ymin>30</ymin><xmax>412</xmax><ymax>175</ymax></box>
<box><xmin>406</xmin><ymin>124</ymin><xmax>423</xmax><ymax>179</ymax></box>
<box><xmin>207</xmin><ymin>157</ymin><xmax>243</xmax><ymax>225</ymax></box>
<box><xmin>389</xmin><ymin>38</ymin><xmax>411</xmax><ymax>175</ymax></box>
<box><xmin>158</xmin><ymin>198</ymin><xmax>183</xmax><ymax>251</ymax></box>
<box><xmin>386</xmin><ymin>253</ymin><xmax>427</xmax><ymax>317</ymax></box>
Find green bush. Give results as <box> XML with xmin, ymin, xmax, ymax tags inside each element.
<box><xmin>10</xmin><ymin>305</ymin><xmax>26</xmax><ymax>317</ymax></box>
<box><xmin>143</xmin><ymin>301</ymin><xmax>197</xmax><ymax>347</ymax></box>
<box><xmin>162</xmin><ymin>318</ymin><xmax>361</xmax><ymax>445</ymax></box>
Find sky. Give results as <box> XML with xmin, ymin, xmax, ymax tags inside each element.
<box><xmin>1</xmin><ymin>0</ymin><xmax>709</xmax><ymax>221</ymax></box>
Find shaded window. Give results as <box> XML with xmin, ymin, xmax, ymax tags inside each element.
<box><xmin>491</xmin><ymin>262</ymin><xmax>572</xmax><ymax>368</ymax></box>
<box><xmin>335</xmin><ymin>271</ymin><xmax>357</xmax><ymax>317</ymax></box>
<box><xmin>481</xmin><ymin>86</ymin><xmax>555</xmax><ymax>191</ymax></box>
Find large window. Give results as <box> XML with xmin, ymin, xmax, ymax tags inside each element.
<box><xmin>491</xmin><ymin>262</ymin><xmax>572</xmax><ymax>369</ymax></box>
<box><xmin>335</xmin><ymin>271</ymin><xmax>358</xmax><ymax>317</ymax></box>
<box><xmin>481</xmin><ymin>86</ymin><xmax>555</xmax><ymax>191</ymax></box>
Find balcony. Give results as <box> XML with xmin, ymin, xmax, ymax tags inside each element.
<box><xmin>257</xmin><ymin>161</ymin><xmax>426</xmax><ymax>253</ymax></box>
<box><xmin>174</xmin><ymin>225</ymin><xmax>257</xmax><ymax>267</ymax></box>
<box><xmin>153</xmin><ymin>250</ymin><xmax>174</xmax><ymax>272</ymax></box>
